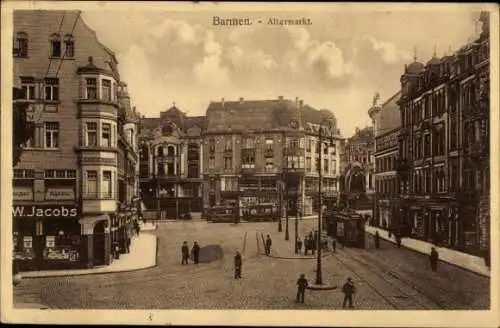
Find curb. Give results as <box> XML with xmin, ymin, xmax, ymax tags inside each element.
<box><xmin>264</xmin><ymin>252</ymin><xmax>334</xmax><ymax>260</ymax></box>
<box><xmin>19</xmin><ymin>236</ymin><xmax>158</xmax><ymax>279</ymax></box>
<box><xmin>365</xmin><ymin>229</ymin><xmax>490</xmax><ymax>278</ymax></box>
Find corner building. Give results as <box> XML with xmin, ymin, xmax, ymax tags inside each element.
<box><xmin>397</xmin><ymin>13</ymin><xmax>490</xmax><ymax>255</ymax></box>
<box><xmin>12</xmin><ymin>10</ymin><xmax>140</xmax><ymax>270</ymax></box>
<box><xmin>202</xmin><ymin>97</ymin><xmax>344</xmax><ymax>218</ymax></box>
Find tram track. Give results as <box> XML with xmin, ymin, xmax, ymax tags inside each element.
<box><xmin>339</xmin><ymin>247</ymin><xmax>446</xmax><ymax>309</ymax></box>
<box><xmin>331</xmin><ymin>248</ymin><xmax>439</xmax><ymax>309</ymax></box>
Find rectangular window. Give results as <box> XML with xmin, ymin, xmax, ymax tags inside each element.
<box><xmin>86</xmin><ymin>122</ymin><xmax>97</xmax><ymax>147</ymax></box>
<box><xmin>102</xmin><ymin>79</ymin><xmax>112</xmax><ymax>101</ymax></box>
<box><xmin>306</xmin><ymin>157</ymin><xmax>312</xmax><ymax>171</ymax></box>
<box><xmin>64</xmin><ymin>38</ymin><xmax>74</xmax><ymax>57</ymax></box>
<box><xmin>324</xmin><ymin>159</ymin><xmax>329</xmax><ymax>173</ymax></box>
<box><xmin>101</xmin><ymin>123</ymin><xmax>111</xmax><ymax>147</ymax></box>
<box><xmin>265</xmin><ymin>138</ymin><xmax>273</xmax><ymax>150</ymax></box>
<box><xmin>306</xmin><ymin>139</ymin><xmax>312</xmax><ymax>152</ymax></box>
<box><xmin>44</xmin><ymin>78</ymin><xmax>59</xmax><ymax>101</ymax></box>
<box><xmin>86</xmin><ymin>171</ymin><xmax>97</xmax><ymax>197</ymax></box>
<box><xmin>86</xmin><ymin>78</ymin><xmax>97</xmax><ymax>99</ymax></box>
<box><xmin>102</xmin><ymin>171</ymin><xmax>112</xmax><ymax>199</ymax></box>
<box><xmin>224</xmin><ymin>156</ymin><xmax>232</xmax><ymax>169</ymax></box>
<box><xmin>20</xmin><ymin>77</ymin><xmax>36</xmax><ymax>100</ymax></box>
<box><xmin>225</xmin><ymin>138</ymin><xmax>232</xmax><ymax>151</ymax></box>
<box><xmin>51</xmin><ymin>39</ymin><xmax>61</xmax><ymax>57</ymax></box>
<box><xmin>44</xmin><ymin>122</ymin><xmax>59</xmax><ymax>148</ymax></box>
<box><xmin>16</xmin><ymin>35</ymin><xmax>29</xmax><ymax>57</ymax></box>
<box><xmin>209</xmin><ymin>156</ymin><xmax>215</xmax><ymax>169</ymax></box>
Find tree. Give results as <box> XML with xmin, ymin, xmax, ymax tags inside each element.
<box><xmin>13</xmin><ymin>87</ymin><xmax>32</xmax><ymax>167</ymax></box>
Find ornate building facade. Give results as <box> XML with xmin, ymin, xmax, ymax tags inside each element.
<box><xmin>12</xmin><ymin>10</ymin><xmax>140</xmax><ymax>271</ymax></box>
<box><xmin>138</xmin><ymin>106</ymin><xmax>204</xmax><ymax>219</ymax></box>
<box><xmin>202</xmin><ymin>97</ymin><xmax>344</xmax><ymax>218</ymax></box>
<box><xmin>341</xmin><ymin>126</ymin><xmax>375</xmax><ymax>210</ymax></box>
<box><xmin>369</xmin><ymin>91</ymin><xmax>402</xmax><ymax>228</ymax></box>
<box><xmin>397</xmin><ymin>12</ymin><xmax>490</xmax><ymax>255</ymax></box>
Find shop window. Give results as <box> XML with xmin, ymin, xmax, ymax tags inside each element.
<box><xmin>44</xmin><ymin>122</ymin><xmax>59</xmax><ymax>148</ymax></box>
<box><xmin>43</xmin><ymin>219</ymin><xmax>81</xmax><ymax>261</ymax></box>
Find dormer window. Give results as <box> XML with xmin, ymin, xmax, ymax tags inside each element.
<box><xmin>64</xmin><ymin>34</ymin><xmax>74</xmax><ymax>57</ymax></box>
<box><xmin>50</xmin><ymin>33</ymin><xmax>61</xmax><ymax>58</ymax></box>
<box><xmin>14</xmin><ymin>32</ymin><xmax>28</xmax><ymax>57</ymax></box>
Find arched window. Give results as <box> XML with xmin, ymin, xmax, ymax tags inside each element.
<box><xmin>14</xmin><ymin>32</ymin><xmax>28</xmax><ymax>57</ymax></box>
<box><xmin>167</xmin><ymin>145</ymin><xmax>175</xmax><ymax>157</ymax></box>
<box><xmin>64</xmin><ymin>34</ymin><xmax>74</xmax><ymax>57</ymax></box>
<box><xmin>50</xmin><ymin>33</ymin><xmax>61</xmax><ymax>58</ymax></box>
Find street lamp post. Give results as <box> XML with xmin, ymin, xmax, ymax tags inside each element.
<box><xmin>278</xmin><ymin>178</ymin><xmax>283</xmax><ymax>232</ymax></box>
<box><xmin>285</xmin><ymin>192</ymin><xmax>290</xmax><ymax>240</ymax></box>
<box><xmin>294</xmin><ymin>188</ymin><xmax>299</xmax><ymax>252</ymax></box>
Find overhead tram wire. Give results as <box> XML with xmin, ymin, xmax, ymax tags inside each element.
<box><xmin>43</xmin><ymin>11</ymin><xmax>66</xmax><ymax>80</ymax></box>
<box><xmin>55</xmin><ymin>11</ymin><xmax>81</xmax><ymax>79</ymax></box>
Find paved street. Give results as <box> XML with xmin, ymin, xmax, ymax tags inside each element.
<box><xmin>14</xmin><ymin>220</ymin><xmax>489</xmax><ymax>309</ymax></box>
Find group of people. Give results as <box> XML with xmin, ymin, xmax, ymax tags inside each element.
<box><xmin>112</xmin><ymin>219</ymin><xmax>142</xmax><ymax>260</ymax></box>
<box><xmin>296</xmin><ymin>230</ymin><xmax>330</xmax><ymax>255</ymax></box>
<box><xmin>181</xmin><ymin>241</ymin><xmax>200</xmax><ymax>265</ymax></box>
<box><xmin>296</xmin><ymin>274</ymin><xmax>357</xmax><ymax>308</ymax></box>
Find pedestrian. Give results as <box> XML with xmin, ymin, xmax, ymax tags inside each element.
<box><xmin>430</xmin><ymin>247</ymin><xmax>439</xmax><ymax>272</ymax></box>
<box><xmin>296</xmin><ymin>237</ymin><xmax>302</xmax><ymax>254</ymax></box>
<box><xmin>374</xmin><ymin>231</ymin><xmax>380</xmax><ymax>249</ymax></box>
<box><xmin>234</xmin><ymin>251</ymin><xmax>242</xmax><ymax>279</ymax></box>
<box><xmin>192</xmin><ymin>241</ymin><xmax>200</xmax><ymax>264</ymax></box>
<box><xmin>303</xmin><ymin>236</ymin><xmax>309</xmax><ymax>255</ymax></box>
<box><xmin>332</xmin><ymin>238</ymin><xmax>337</xmax><ymax>252</ymax></box>
<box><xmin>342</xmin><ymin>277</ymin><xmax>356</xmax><ymax>308</ymax></box>
<box><xmin>181</xmin><ymin>241</ymin><xmax>189</xmax><ymax>265</ymax></box>
<box><xmin>134</xmin><ymin>220</ymin><xmax>140</xmax><ymax>236</ymax></box>
<box><xmin>395</xmin><ymin>234</ymin><xmax>402</xmax><ymax>248</ymax></box>
<box><xmin>265</xmin><ymin>234</ymin><xmax>272</xmax><ymax>256</ymax></box>
<box><xmin>113</xmin><ymin>241</ymin><xmax>120</xmax><ymax>259</ymax></box>
<box><xmin>296</xmin><ymin>273</ymin><xmax>308</xmax><ymax>304</ymax></box>
<box><xmin>125</xmin><ymin>237</ymin><xmax>131</xmax><ymax>253</ymax></box>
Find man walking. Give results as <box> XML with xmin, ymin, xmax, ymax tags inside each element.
<box><xmin>296</xmin><ymin>273</ymin><xmax>308</xmax><ymax>304</ymax></box>
<box><xmin>342</xmin><ymin>277</ymin><xmax>356</xmax><ymax>308</ymax></box>
<box><xmin>296</xmin><ymin>237</ymin><xmax>302</xmax><ymax>254</ymax></box>
<box><xmin>192</xmin><ymin>241</ymin><xmax>200</xmax><ymax>264</ymax></box>
<box><xmin>265</xmin><ymin>234</ymin><xmax>272</xmax><ymax>256</ymax></box>
<box><xmin>181</xmin><ymin>241</ymin><xmax>189</xmax><ymax>265</ymax></box>
<box><xmin>430</xmin><ymin>247</ymin><xmax>439</xmax><ymax>272</ymax></box>
<box><xmin>234</xmin><ymin>251</ymin><xmax>242</xmax><ymax>279</ymax></box>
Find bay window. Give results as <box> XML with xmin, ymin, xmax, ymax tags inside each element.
<box><xmin>102</xmin><ymin>79</ymin><xmax>112</xmax><ymax>101</ymax></box>
<box><xmin>86</xmin><ymin>122</ymin><xmax>97</xmax><ymax>147</ymax></box>
<box><xmin>102</xmin><ymin>171</ymin><xmax>112</xmax><ymax>199</ymax></box>
<box><xmin>86</xmin><ymin>171</ymin><xmax>97</xmax><ymax>198</ymax></box>
<box><xmin>86</xmin><ymin>78</ymin><xmax>97</xmax><ymax>99</ymax></box>
<box><xmin>101</xmin><ymin>123</ymin><xmax>111</xmax><ymax>147</ymax></box>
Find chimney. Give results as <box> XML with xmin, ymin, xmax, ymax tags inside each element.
<box><xmin>221</xmin><ymin>97</ymin><xmax>225</xmax><ymax>107</ymax></box>
<box><xmin>239</xmin><ymin>97</ymin><xmax>244</xmax><ymax>103</ymax></box>
<box><xmin>278</xmin><ymin>95</ymin><xmax>284</xmax><ymax>101</ymax></box>
<box><xmin>299</xmin><ymin>100</ymin><xmax>304</xmax><ymax>107</ymax></box>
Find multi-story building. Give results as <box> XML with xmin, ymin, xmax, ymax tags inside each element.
<box><xmin>341</xmin><ymin>126</ymin><xmax>375</xmax><ymax>210</ymax></box>
<box><xmin>397</xmin><ymin>12</ymin><xmax>489</xmax><ymax>255</ymax></box>
<box><xmin>369</xmin><ymin>91</ymin><xmax>402</xmax><ymax>228</ymax></box>
<box><xmin>202</xmin><ymin>97</ymin><xmax>344</xmax><ymax>218</ymax></box>
<box><xmin>12</xmin><ymin>10</ymin><xmax>140</xmax><ymax>271</ymax></box>
<box><xmin>138</xmin><ymin>106</ymin><xmax>204</xmax><ymax>220</ymax></box>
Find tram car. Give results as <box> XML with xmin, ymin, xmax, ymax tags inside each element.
<box><xmin>206</xmin><ymin>205</ymin><xmax>237</xmax><ymax>223</ymax></box>
<box><xmin>324</xmin><ymin>211</ymin><xmax>366</xmax><ymax>248</ymax></box>
<box><xmin>242</xmin><ymin>203</ymin><xmax>277</xmax><ymax>222</ymax></box>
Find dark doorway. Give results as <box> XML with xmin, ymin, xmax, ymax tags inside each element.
<box><xmin>93</xmin><ymin>220</ymin><xmax>106</xmax><ymax>266</ymax></box>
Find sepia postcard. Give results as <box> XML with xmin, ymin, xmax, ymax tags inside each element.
<box><xmin>1</xmin><ymin>1</ymin><xmax>499</xmax><ymax>326</ymax></box>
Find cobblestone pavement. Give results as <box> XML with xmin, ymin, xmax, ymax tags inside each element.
<box><xmin>13</xmin><ymin>220</ymin><xmax>489</xmax><ymax>309</ymax></box>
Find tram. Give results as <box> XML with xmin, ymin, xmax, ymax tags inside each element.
<box><xmin>206</xmin><ymin>205</ymin><xmax>237</xmax><ymax>223</ymax></box>
<box><xmin>324</xmin><ymin>210</ymin><xmax>366</xmax><ymax>248</ymax></box>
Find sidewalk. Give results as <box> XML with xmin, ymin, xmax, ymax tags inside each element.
<box><xmin>19</xmin><ymin>233</ymin><xmax>157</xmax><ymax>278</ymax></box>
<box><xmin>365</xmin><ymin>225</ymin><xmax>490</xmax><ymax>277</ymax></box>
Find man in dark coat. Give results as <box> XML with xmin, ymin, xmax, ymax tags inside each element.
<box><xmin>265</xmin><ymin>235</ymin><xmax>272</xmax><ymax>256</ymax></box>
<box><xmin>430</xmin><ymin>247</ymin><xmax>439</xmax><ymax>272</ymax></box>
<box><xmin>234</xmin><ymin>251</ymin><xmax>242</xmax><ymax>279</ymax></box>
<box><xmin>296</xmin><ymin>273</ymin><xmax>308</xmax><ymax>304</ymax></box>
<box><xmin>192</xmin><ymin>241</ymin><xmax>200</xmax><ymax>264</ymax></box>
<box><xmin>342</xmin><ymin>277</ymin><xmax>356</xmax><ymax>308</ymax></box>
<box><xmin>303</xmin><ymin>236</ymin><xmax>309</xmax><ymax>255</ymax></box>
<box><xmin>374</xmin><ymin>231</ymin><xmax>380</xmax><ymax>249</ymax></box>
<box><xmin>181</xmin><ymin>241</ymin><xmax>189</xmax><ymax>265</ymax></box>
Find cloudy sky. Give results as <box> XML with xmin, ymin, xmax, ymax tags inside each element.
<box><xmin>81</xmin><ymin>6</ymin><xmax>482</xmax><ymax>136</ymax></box>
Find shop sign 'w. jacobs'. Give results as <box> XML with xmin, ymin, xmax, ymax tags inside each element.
<box><xmin>12</xmin><ymin>205</ymin><xmax>78</xmax><ymax>218</ymax></box>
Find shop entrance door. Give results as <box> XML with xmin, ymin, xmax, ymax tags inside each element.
<box><xmin>93</xmin><ymin>221</ymin><xmax>106</xmax><ymax>266</ymax></box>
